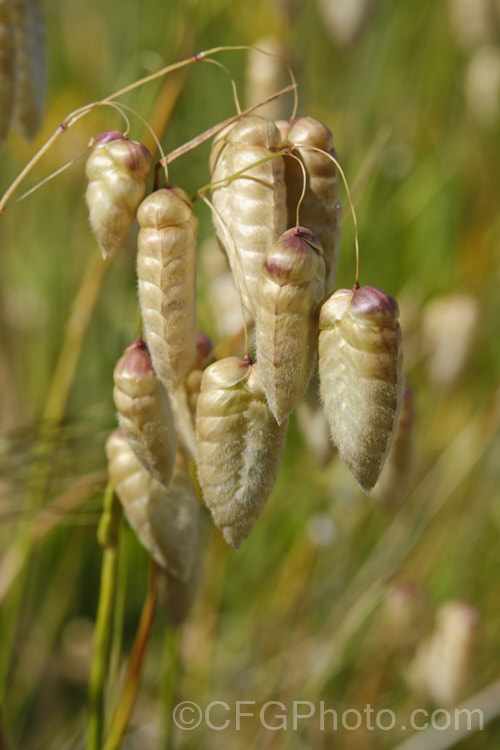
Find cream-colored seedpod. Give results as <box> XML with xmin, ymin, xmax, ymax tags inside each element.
<box><xmin>106</xmin><ymin>430</ymin><xmax>199</xmax><ymax>582</ymax></box>
<box><xmin>137</xmin><ymin>185</ymin><xmax>198</xmax><ymax>392</ymax></box>
<box><xmin>278</xmin><ymin>116</ymin><xmax>342</xmax><ymax>293</ymax></box>
<box><xmin>11</xmin><ymin>0</ymin><xmax>44</xmax><ymax>140</ymax></box>
<box><xmin>318</xmin><ymin>285</ymin><xmax>403</xmax><ymax>491</ymax></box>
<box><xmin>85</xmin><ymin>130</ymin><xmax>151</xmax><ymax>259</ymax></box>
<box><xmin>196</xmin><ymin>357</ymin><xmax>288</xmax><ymax>549</ymax></box>
<box><xmin>209</xmin><ymin>115</ymin><xmax>287</xmax><ymax>317</ymax></box>
<box><xmin>113</xmin><ymin>339</ymin><xmax>176</xmax><ymax>487</ymax></box>
<box><xmin>373</xmin><ymin>381</ymin><xmax>414</xmax><ymax>509</ymax></box>
<box><xmin>256</xmin><ymin>227</ymin><xmax>325</xmax><ymax>424</ymax></box>
<box><xmin>409</xmin><ymin>600</ymin><xmax>479</xmax><ymax>707</ymax></box>
<box><xmin>0</xmin><ymin>0</ymin><xmax>15</xmax><ymax>144</ymax></box>
<box><xmin>171</xmin><ymin>332</ymin><xmax>216</xmax><ymax>460</ymax></box>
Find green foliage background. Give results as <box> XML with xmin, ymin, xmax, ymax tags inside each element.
<box><xmin>0</xmin><ymin>0</ymin><xmax>499</xmax><ymax>748</ymax></box>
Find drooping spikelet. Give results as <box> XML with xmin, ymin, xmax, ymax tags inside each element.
<box><xmin>196</xmin><ymin>357</ymin><xmax>288</xmax><ymax>548</ymax></box>
<box><xmin>409</xmin><ymin>600</ymin><xmax>479</xmax><ymax>707</ymax></box>
<box><xmin>209</xmin><ymin>115</ymin><xmax>287</xmax><ymax>317</ymax></box>
<box><xmin>11</xmin><ymin>0</ymin><xmax>44</xmax><ymax>140</ymax></box>
<box><xmin>113</xmin><ymin>339</ymin><xmax>176</xmax><ymax>487</ymax></box>
<box><xmin>106</xmin><ymin>429</ymin><xmax>199</xmax><ymax>582</ymax></box>
<box><xmin>318</xmin><ymin>285</ymin><xmax>403</xmax><ymax>491</ymax></box>
<box><xmin>137</xmin><ymin>185</ymin><xmax>198</xmax><ymax>392</ymax></box>
<box><xmin>373</xmin><ymin>381</ymin><xmax>414</xmax><ymax>509</ymax></box>
<box><xmin>171</xmin><ymin>332</ymin><xmax>216</xmax><ymax>460</ymax></box>
<box><xmin>256</xmin><ymin>227</ymin><xmax>325</xmax><ymax>424</ymax></box>
<box><xmin>85</xmin><ymin>130</ymin><xmax>151</xmax><ymax>259</ymax></box>
<box><xmin>0</xmin><ymin>0</ymin><xmax>15</xmax><ymax>145</ymax></box>
<box><xmin>277</xmin><ymin>116</ymin><xmax>342</xmax><ymax>293</ymax></box>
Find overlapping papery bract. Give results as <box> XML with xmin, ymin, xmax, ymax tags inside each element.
<box><xmin>209</xmin><ymin>115</ymin><xmax>287</xmax><ymax>317</ymax></box>
<box><xmin>106</xmin><ymin>429</ymin><xmax>199</xmax><ymax>582</ymax></box>
<box><xmin>318</xmin><ymin>285</ymin><xmax>403</xmax><ymax>491</ymax></box>
<box><xmin>113</xmin><ymin>339</ymin><xmax>176</xmax><ymax>487</ymax></box>
<box><xmin>277</xmin><ymin>116</ymin><xmax>342</xmax><ymax>293</ymax></box>
<box><xmin>196</xmin><ymin>357</ymin><xmax>288</xmax><ymax>549</ymax></box>
<box><xmin>85</xmin><ymin>130</ymin><xmax>151</xmax><ymax>259</ymax></box>
<box><xmin>256</xmin><ymin>227</ymin><xmax>325</xmax><ymax>424</ymax></box>
<box><xmin>137</xmin><ymin>185</ymin><xmax>198</xmax><ymax>392</ymax></box>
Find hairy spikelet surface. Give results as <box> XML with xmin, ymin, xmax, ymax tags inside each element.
<box><xmin>85</xmin><ymin>130</ymin><xmax>151</xmax><ymax>259</ymax></box>
<box><xmin>318</xmin><ymin>285</ymin><xmax>403</xmax><ymax>491</ymax></box>
<box><xmin>137</xmin><ymin>186</ymin><xmax>198</xmax><ymax>392</ymax></box>
<box><xmin>113</xmin><ymin>339</ymin><xmax>176</xmax><ymax>487</ymax></box>
<box><xmin>209</xmin><ymin>115</ymin><xmax>287</xmax><ymax>317</ymax></box>
<box><xmin>106</xmin><ymin>430</ymin><xmax>199</xmax><ymax>582</ymax></box>
<box><xmin>196</xmin><ymin>357</ymin><xmax>288</xmax><ymax>548</ymax></box>
<box><xmin>277</xmin><ymin>116</ymin><xmax>342</xmax><ymax>293</ymax></box>
<box><xmin>11</xmin><ymin>0</ymin><xmax>44</xmax><ymax>139</ymax></box>
<box><xmin>374</xmin><ymin>381</ymin><xmax>414</xmax><ymax>508</ymax></box>
<box><xmin>256</xmin><ymin>227</ymin><xmax>325</xmax><ymax>424</ymax></box>
<box><xmin>0</xmin><ymin>0</ymin><xmax>15</xmax><ymax>144</ymax></box>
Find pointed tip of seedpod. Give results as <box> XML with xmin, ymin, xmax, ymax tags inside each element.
<box><xmin>222</xmin><ymin>525</ymin><xmax>245</xmax><ymax>550</ymax></box>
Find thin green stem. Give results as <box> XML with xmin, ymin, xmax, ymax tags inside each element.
<box><xmin>86</xmin><ymin>481</ymin><xmax>123</xmax><ymax>750</ymax></box>
<box><xmin>158</xmin><ymin>629</ymin><xmax>181</xmax><ymax>750</ymax></box>
<box><xmin>102</xmin><ymin>562</ymin><xmax>159</xmax><ymax>750</ymax></box>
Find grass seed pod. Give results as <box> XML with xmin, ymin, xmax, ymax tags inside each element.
<box><xmin>106</xmin><ymin>430</ymin><xmax>199</xmax><ymax>582</ymax></box>
<box><xmin>256</xmin><ymin>227</ymin><xmax>325</xmax><ymax>424</ymax></box>
<box><xmin>278</xmin><ymin>117</ymin><xmax>342</xmax><ymax>293</ymax></box>
<box><xmin>11</xmin><ymin>0</ymin><xmax>44</xmax><ymax>139</ymax></box>
<box><xmin>410</xmin><ymin>601</ymin><xmax>479</xmax><ymax>707</ymax></box>
<box><xmin>318</xmin><ymin>285</ymin><xmax>403</xmax><ymax>491</ymax></box>
<box><xmin>209</xmin><ymin>115</ymin><xmax>287</xmax><ymax>317</ymax></box>
<box><xmin>113</xmin><ymin>339</ymin><xmax>176</xmax><ymax>487</ymax></box>
<box><xmin>137</xmin><ymin>185</ymin><xmax>198</xmax><ymax>392</ymax></box>
<box><xmin>0</xmin><ymin>0</ymin><xmax>15</xmax><ymax>144</ymax></box>
<box><xmin>85</xmin><ymin>130</ymin><xmax>151</xmax><ymax>259</ymax></box>
<box><xmin>373</xmin><ymin>381</ymin><xmax>414</xmax><ymax>509</ymax></box>
<box><xmin>196</xmin><ymin>357</ymin><xmax>288</xmax><ymax>549</ymax></box>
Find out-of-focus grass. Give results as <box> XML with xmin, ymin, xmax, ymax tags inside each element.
<box><xmin>1</xmin><ymin>0</ymin><xmax>499</xmax><ymax>748</ymax></box>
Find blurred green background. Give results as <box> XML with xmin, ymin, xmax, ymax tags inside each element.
<box><xmin>0</xmin><ymin>0</ymin><xmax>499</xmax><ymax>748</ymax></box>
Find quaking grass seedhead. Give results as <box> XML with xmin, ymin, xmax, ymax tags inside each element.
<box><xmin>137</xmin><ymin>185</ymin><xmax>198</xmax><ymax>393</ymax></box>
<box><xmin>85</xmin><ymin>131</ymin><xmax>151</xmax><ymax>259</ymax></box>
<box><xmin>256</xmin><ymin>227</ymin><xmax>325</xmax><ymax>424</ymax></box>
<box><xmin>113</xmin><ymin>339</ymin><xmax>177</xmax><ymax>488</ymax></box>
<box><xmin>196</xmin><ymin>357</ymin><xmax>288</xmax><ymax>549</ymax></box>
<box><xmin>209</xmin><ymin>115</ymin><xmax>287</xmax><ymax>317</ymax></box>
<box><xmin>318</xmin><ymin>285</ymin><xmax>403</xmax><ymax>491</ymax></box>
<box><xmin>277</xmin><ymin>116</ymin><xmax>342</xmax><ymax>293</ymax></box>
<box><xmin>106</xmin><ymin>429</ymin><xmax>199</xmax><ymax>583</ymax></box>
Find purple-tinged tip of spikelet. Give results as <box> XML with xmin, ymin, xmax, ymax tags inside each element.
<box><xmin>115</xmin><ymin>340</ymin><xmax>154</xmax><ymax>380</ymax></box>
<box><xmin>96</xmin><ymin>130</ymin><xmax>125</xmax><ymax>144</ymax></box>
<box><xmin>350</xmin><ymin>285</ymin><xmax>400</xmax><ymax>326</ymax></box>
<box><xmin>193</xmin><ymin>332</ymin><xmax>215</xmax><ymax>370</ymax></box>
<box><xmin>264</xmin><ymin>227</ymin><xmax>321</xmax><ymax>284</ymax></box>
